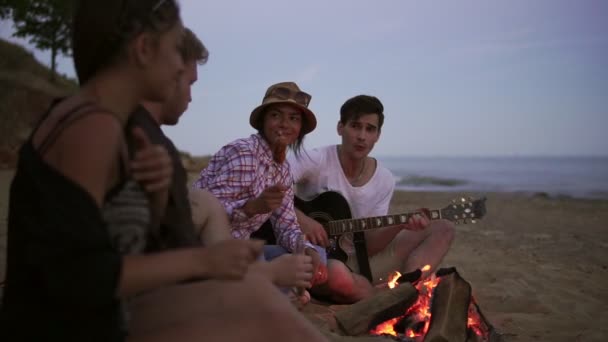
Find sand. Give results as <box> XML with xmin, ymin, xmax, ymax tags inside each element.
<box><xmin>1</xmin><ymin>169</ymin><xmax>607</xmax><ymax>341</ymax></box>
<box><xmin>384</xmin><ymin>191</ymin><xmax>608</xmax><ymax>341</ymax></box>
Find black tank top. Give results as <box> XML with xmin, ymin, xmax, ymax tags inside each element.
<box><xmin>0</xmin><ymin>99</ymin><xmax>146</xmax><ymax>341</ymax></box>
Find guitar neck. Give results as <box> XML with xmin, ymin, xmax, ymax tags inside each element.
<box><xmin>326</xmin><ymin>209</ymin><xmax>442</xmax><ymax>236</ymax></box>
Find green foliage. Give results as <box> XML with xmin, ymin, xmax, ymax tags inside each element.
<box><xmin>1</xmin><ymin>0</ymin><xmax>72</xmax><ymax>82</ymax></box>
<box><xmin>0</xmin><ymin>0</ymin><xmax>11</xmax><ymax>18</ymax></box>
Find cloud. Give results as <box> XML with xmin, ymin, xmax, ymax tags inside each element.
<box><xmin>453</xmin><ymin>27</ymin><xmax>607</xmax><ymax>59</ymax></box>
<box><xmin>293</xmin><ymin>65</ymin><xmax>321</xmax><ymax>83</ymax></box>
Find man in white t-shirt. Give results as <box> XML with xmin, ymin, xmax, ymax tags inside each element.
<box><xmin>289</xmin><ymin>95</ymin><xmax>454</xmax><ymax>303</ymax></box>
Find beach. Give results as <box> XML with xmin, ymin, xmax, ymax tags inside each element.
<box><xmin>1</xmin><ymin>169</ymin><xmax>607</xmax><ymax>341</ymax></box>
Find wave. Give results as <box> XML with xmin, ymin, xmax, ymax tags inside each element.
<box><xmin>396</xmin><ymin>175</ymin><xmax>468</xmax><ymax>187</ymax></box>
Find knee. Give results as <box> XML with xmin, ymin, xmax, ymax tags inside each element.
<box><xmin>189</xmin><ymin>189</ymin><xmax>213</xmax><ymax>227</ymax></box>
<box><xmin>326</xmin><ymin>265</ymin><xmax>357</xmax><ymax>297</ymax></box>
<box><xmin>432</xmin><ymin>220</ymin><xmax>455</xmax><ymax>245</ymax></box>
<box><xmin>189</xmin><ymin>189</ymin><xmax>224</xmax><ymax>213</ymax></box>
<box><xmin>190</xmin><ymin>189</ymin><xmax>231</xmax><ymax>241</ymax></box>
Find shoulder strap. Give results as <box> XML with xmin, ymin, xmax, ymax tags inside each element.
<box><xmin>30</xmin><ymin>97</ymin><xmax>64</xmax><ymax>136</ymax></box>
<box><xmin>37</xmin><ymin>101</ymin><xmax>113</xmax><ymax>155</ymax></box>
<box><xmin>36</xmin><ymin>100</ymin><xmax>131</xmax><ymax>178</ymax></box>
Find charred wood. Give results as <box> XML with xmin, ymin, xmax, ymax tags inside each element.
<box><xmin>335</xmin><ymin>283</ymin><xmax>418</xmax><ymax>336</ymax></box>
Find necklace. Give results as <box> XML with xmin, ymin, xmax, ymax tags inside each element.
<box><xmin>338</xmin><ymin>146</ymin><xmax>366</xmax><ymax>184</ymax></box>
<box><xmin>352</xmin><ymin>158</ymin><xmax>366</xmax><ymax>184</ymax></box>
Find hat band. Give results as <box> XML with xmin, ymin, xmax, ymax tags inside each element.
<box><xmin>266</xmin><ymin>86</ymin><xmax>311</xmax><ymax>107</ymax></box>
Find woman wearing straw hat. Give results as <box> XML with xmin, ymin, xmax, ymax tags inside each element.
<box><xmin>193</xmin><ymin>82</ymin><xmax>328</xmax><ymax>300</ymax></box>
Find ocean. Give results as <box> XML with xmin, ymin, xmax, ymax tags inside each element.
<box><xmin>376</xmin><ymin>156</ymin><xmax>608</xmax><ymax>200</ymax></box>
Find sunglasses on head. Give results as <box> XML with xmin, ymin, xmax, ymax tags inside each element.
<box><xmin>152</xmin><ymin>0</ymin><xmax>168</xmax><ymax>11</ymax></box>
<box><xmin>268</xmin><ymin>87</ymin><xmax>311</xmax><ymax>107</ymax></box>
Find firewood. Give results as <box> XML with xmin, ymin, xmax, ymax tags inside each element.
<box><xmin>424</xmin><ymin>271</ymin><xmax>471</xmax><ymax>342</ymax></box>
<box><xmin>334</xmin><ymin>283</ymin><xmax>418</xmax><ymax>336</ymax></box>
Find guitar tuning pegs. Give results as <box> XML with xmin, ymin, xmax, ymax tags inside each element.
<box><xmin>471</xmin><ymin>219</ymin><xmax>477</xmax><ymax>224</ymax></box>
<box><xmin>461</xmin><ymin>197</ymin><xmax>466</xmax><ymax>202</ymax></box>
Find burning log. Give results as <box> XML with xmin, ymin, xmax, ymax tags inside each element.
<box><xmin>335</xmin><ymin>283</ymin><xmax>418</xmax><ymax>336</ymax></box>
<box><xmin>423</xmin><ymin>270</ymin><xmax>471</xmax><ymax>342</ymax></box>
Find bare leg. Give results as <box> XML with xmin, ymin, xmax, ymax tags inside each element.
<box><xmin>392</xmin><ymin>219</ymin><xmax>454</xmax><ymax>276</ymax></box>
<box><xmin>311</xmin><ymin>259</ymin><xmax>374</xmax><ymax>304</ymax></box>
<box><xmin>127</xmin><ymin>273</ymin><xmax>328</xmax><ymax>342</ymax></box>
<box><xmin>189</xmin><ymin>188</ymin><xmax>232</xmax><ymax>245</ymax></box>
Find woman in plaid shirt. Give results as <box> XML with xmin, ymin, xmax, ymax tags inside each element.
<box><xmin>194</xmin><ymin>82</ymin><xmax>327</xmax><ymax>293</ymax></box>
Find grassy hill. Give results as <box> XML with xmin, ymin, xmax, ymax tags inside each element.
<box><xmin>0</xmin><ymin>38</ymin><xmax>76</xmax><ymax>168</ymax></box>
<box><xmin>0</xmin><ymin>38</ymin><xmax>210</xmax><ymax>171</ymax></box>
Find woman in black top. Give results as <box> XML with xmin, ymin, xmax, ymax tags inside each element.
<box><xmin>0</xmin><ymin>1</ymin><xmax>329</xmax><ymax>341</ymax></box>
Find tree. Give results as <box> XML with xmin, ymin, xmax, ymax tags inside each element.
<box><xmin>1</xmin><ymin>0</ymin><xmax>72</xmax><ymax>82</ymax></box>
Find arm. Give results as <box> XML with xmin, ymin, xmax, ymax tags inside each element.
<box><xmin>117</xmin><ymin>239</ymin><xmax>264</xmax><ymax>297</ymax></box>
<box><xmin>269</xmin><ymin>173</ymin><xmax>324</xmax><ymax>256</ymax></box>
<box><xmin>271</xmin><ymin>184</ymin><xmax>305</xmax><ymax>253</ymax></box>
<box><xmin>118</xmin><ymin>249</ymin><xmax>205</xmax><ymax>296</ymax></box>
<box><xmin>295</xmin><ymin>207</ymin><xmax>329</xmax><ymax>247</ymax></box>
<box><xmin>48</xmin><ymin>114</ymin><xmax>123</xmax><ymax>208</ymax></box>
<box><xmin>130</xmin><ymin>127</ymin><xmax>172</xmax><ymax>229</ymax></box>
<box><xmin>270</xmin><ymin>192</ymin><xmax>327</xmax><ymax>285</ymax></box>
<box><xmin>38</xmin><ymin>114</ymin><xmax>125</xmax><ymax>308</ymax></box>
<box><xmin>193</xmin><ymin>145</ymin><xmax>258</xmax><ymax>224</ymax></box>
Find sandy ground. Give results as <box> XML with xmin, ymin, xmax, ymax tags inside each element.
<box><xmin>383</xmin><ymin>191</ymin><xmax>608</xmax><ymax>341</ymax></box>
<box><xmin>1</xmin><ymin>169</ymin><xmax>607</xmax><ymax>341</ymax></box>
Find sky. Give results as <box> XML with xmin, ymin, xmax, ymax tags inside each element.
<box><xmin>1</xmin><ymin>0</ymin><xmax>607</xmax><ymax>157</ymax></box>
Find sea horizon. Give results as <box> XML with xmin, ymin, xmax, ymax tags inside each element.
<box><xmin>376</xmin><ymin>155</ymin><xmax>608</xmax><ymax>200</ymax></box>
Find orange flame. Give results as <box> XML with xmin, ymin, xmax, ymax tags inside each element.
<box><xmin>369</xmin><ymin>317</ymin><xmax>399</xmax><ymax>336</ymax></box>
<box><xmin>403</xmin><ymin>274</ymin><xmax>440</xmax><ymax>337</ymax></box>
<box><xmin>371</xmin><ymin>267</ymin><xmax>486</xmax><ymax>339</ymax></box>
<box><xmin>387</xmin><ymin>271</ymin><xmax>401</xmax><ymax>289</ymax></box>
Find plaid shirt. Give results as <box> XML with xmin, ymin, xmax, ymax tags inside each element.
<box><xmin>193</xmin><ymin>134</ymin><xmax>307</xmax><ymax>253</ymax></box>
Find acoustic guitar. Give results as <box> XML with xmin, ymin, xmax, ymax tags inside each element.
<box><xmin>293</xmin><ymin>191</ymin><xmax>487</xmax><ymax>264</ymax></box>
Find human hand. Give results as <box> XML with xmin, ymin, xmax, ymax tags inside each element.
<box><xmin>402</xmin><ymin>211</ymin><xmax>430</xmax><ymax>231</ymax></box>
<box><xmin>305</xmin><ymin>248</ymin><xmax>328</xmax><ymax>286</ymax></box>
<box><xmin>197</xmin><ymin>239</ymin><xmax>264</xmax><ymax>280</ymax></box>
<box><xmin>269</xmin><ymin>253</ymin><xmax>313</xmax><ymax>288</ymax></box>
<box><xmin>130</xmin><ymin>127</ymin><xmax>173</xmax><ymax>193</ymax></box>
<box><xmin>245</xmin><ymin>184</ymin><xmax>288</xmax><ymax>216</ymax></box>
<box><xmin>300</xmin><ymin>215</ymin><xmax>329</xmax><ymax>247</ymax></box>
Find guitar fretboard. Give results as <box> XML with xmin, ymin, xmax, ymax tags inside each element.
<box><xmin>326</xmin><ymin>209</ymin><xmax>441</xmax><ymax>236</ymax></box>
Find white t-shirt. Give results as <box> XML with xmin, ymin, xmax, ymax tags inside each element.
<box><xmin>288</xmin><ymin>145</ymin><xmax>396</xmax><ymax>218</ymax></box>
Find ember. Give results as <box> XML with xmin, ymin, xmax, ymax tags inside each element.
<box><xmin>370</xmin><ymin>267</ymin><xmax>498</xmax><ymax>342</ymax></box>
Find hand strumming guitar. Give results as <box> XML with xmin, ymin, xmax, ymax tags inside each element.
<box><xmin>243</xmin><ymin>184</ymin><xmax>288</xmax><ymax>217</ymax></box>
